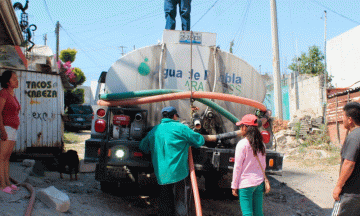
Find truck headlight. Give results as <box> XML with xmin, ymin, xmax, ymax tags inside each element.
<box><xmin>115</xmin><ymin>149</ymin><xmax>125</xmax><ymax>158</ymax></box>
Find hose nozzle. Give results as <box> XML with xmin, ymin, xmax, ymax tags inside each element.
<box><xmin>192</xmin><ymin>113</ymin><xmax>202</xmax><ymax>130</ymax></box>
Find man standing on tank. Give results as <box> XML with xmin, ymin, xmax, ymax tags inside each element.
<box><xmin>331</xmin><ymin>102</ymin><xmax>360</xmax><ymax>215</ymax></box>
<box><xmin>164</xmin><ymin>0</ymin><xmax>191</xmax><ymax>31</ymax></box>
<box><xmin>140</xmin><ymin>106</ymin><xmax>204</xmax><ymax>216</ymax></box>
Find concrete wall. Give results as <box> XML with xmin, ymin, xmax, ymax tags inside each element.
<box><xmin>288</xmin><ymin>74</ymin><xmax>325</xmax><ymax>120</ymax></box>
<box><xmin>327</xmin><ymin>25</ymin><xmax>360</xmax><ymax>88</ymax></box>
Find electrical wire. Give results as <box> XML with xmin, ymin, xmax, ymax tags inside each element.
<box><xmin>233</xmin><ymin>0</ymin><xmax>252</xmax><ymax>54</ymax></box>
<box><xmin>43</xmin><ymin>0</ymin><xmax>55</xmax><ymax>26</ymax></box>
<box><xmin>192</xmin><ymin>0</ymin><xmax>221</xmax><ymax>29</ymax></box>
<box><xmin>65</xmin><ymin>0</ymin><xmax>154</xmax><ymax>26</ymax></box>
<box><xmin>60</xmin><ymin>25</ymin><xmax>103</xmax><ymax>70</ymax></box>
<box><xmin>310</xmin><ymin>0</ymin><xmax>360</xmax><ymax>25</ymax></box>
<box><xmin>213</xmin><ymin>0</ymin><xmax>241</xmax><ymax>20</ymax></box>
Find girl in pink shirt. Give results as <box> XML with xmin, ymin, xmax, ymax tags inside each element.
<box><xmin>0</xmin><ymin>70</ymin><xmax>21</xmax><ymax>194</ymax></box>
<box><xmin>231</xmin><ymin>114</ymin><xmax>266</xmax><ymax>216</ymax></box>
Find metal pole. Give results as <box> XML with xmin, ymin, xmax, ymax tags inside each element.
<box><xmin>55</xmin><ymin>21</ymin><xmax>60</xmax><ymax>62</ymax></box>
<box><xmin>270</xmin><ymin>0</ymin><xmax>283</xmax><ymax>119</ymax></box>
<box><xmin>323</xmin><ymin>10</ymin><xmax>327</xmax><ymax>122</ymax></box>
<box><xmin>43</xmin><ymin>34</ymin><xmax>47</xmax><ymax>46</ymax></box>
<box><xmin>119</xmin><ymin>46</ymin><xmax>127</xmax><ymax>56</ymax></box>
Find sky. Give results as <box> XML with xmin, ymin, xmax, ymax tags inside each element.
<box><xmin>10</xmin><ymin>0</ymin><xmax>360</xmax><ymax>87</ymax></box>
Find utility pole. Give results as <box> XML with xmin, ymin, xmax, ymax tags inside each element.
<box><xmin>295</xmin><ymin>58</ymin><xmax>300</xmax><ymax>110</ymax></box>
<box><xmin>119</xmin><ymin>46</ymin><xmax>127</xmax><ymax>56</ymax></box>
<box><xmin>323</xmin><ymin>10</ymin><xmax>327</xmax><ymax>121</ymax></box>
<box><xmin>43</xmin><ymin>34</ymin><xmax>47</xmax><ymax>46</ymax></box>
<box><xmin>270</xmin><ymin>0</ymin><xmax>283</xmax><ymax>119</ymax></box>
<box><xmin>259</xmin><ymin>65</ymin><xmax>261</xmax><ymax>74</ymax></box>
<box><xmin>55</xmin><ymin>21</ymin><xmax>60</xmax><ymax>62</ymax></box>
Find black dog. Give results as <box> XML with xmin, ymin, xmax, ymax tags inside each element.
<box><xmin>56</xmin><ymin>150</ymin><xmax>80</xmax><ymax>181</ymax></box>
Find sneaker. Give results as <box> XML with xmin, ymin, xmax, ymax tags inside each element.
<box><xmin>1</xmin><ymin>186</ymin><xmax>14</xmax><ymax>194</ymax></box>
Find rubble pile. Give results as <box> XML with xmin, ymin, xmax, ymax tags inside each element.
<box><xmin>272</xmin><ymin>109</ymin><xmax>331</xmax><ymax>159</ymax></box>
<box><xmin>285</xmin><ymin>115</ymin><xmax>324</xmax><ymax>137</ymax></box>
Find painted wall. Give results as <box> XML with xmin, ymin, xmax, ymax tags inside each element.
<box><xmin>264</xmin><ymin>74</ymin><xmax>325</xmax><ymax>120</ymax></box>
<box><xmin>264</xmin><ymin>77</ymin><xmax>290</xmax><ymax>120</ymax></box>
<box><xmin>327</xmin><ymin>25</ymin><xmax>360</xmax><ymax>88</ymax></box>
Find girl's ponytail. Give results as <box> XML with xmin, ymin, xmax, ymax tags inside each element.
<box><xmin>245</xmin><ymin>126</ymin><xmax>266</xmax><ymax>156</ymax></box>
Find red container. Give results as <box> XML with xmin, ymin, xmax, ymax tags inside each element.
<box><xmin>113</xmin><ymin>115</ymin><xmax>130</xmax><ymax>126</ymax></box>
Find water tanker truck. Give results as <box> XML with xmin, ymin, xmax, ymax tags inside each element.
<box><xmin>84</xmin><ymin>30</ymin><xmax>283</xmax><ymax>194</ymax></box>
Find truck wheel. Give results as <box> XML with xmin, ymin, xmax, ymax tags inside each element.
<box><xmin>100</xmin><ymin>181</ymin><xmax>118</xmax><ymax>194</ymax></box>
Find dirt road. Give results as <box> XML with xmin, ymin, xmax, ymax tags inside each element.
<box><xmin>1</xmin><ymin>131</ymin><xmax>340</xmax><ymax>216</ymax></box>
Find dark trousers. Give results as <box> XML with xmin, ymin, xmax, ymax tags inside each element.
<box><xmin>164</xmin><ymin>0</ymin><xmax>191</xmax><ymax>31</ymax></box>
<box><xmin>158</xmin><ymin>176</ymin><xmax>194</xmax><ymax>216</ymax></box>
<box><xmin>331</xmin><ymin>194</ymin><xmax>360</xmax><ymax>216</ymax></box>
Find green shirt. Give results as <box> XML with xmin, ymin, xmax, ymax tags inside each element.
<box><xmin>139</xmin><ymin>118</ymin><xmax>205</xmax><ymax>185</ymax></box>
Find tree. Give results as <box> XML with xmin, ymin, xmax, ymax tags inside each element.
<box><xmin>71</xmin><ymin>67</ymin><xmax>86</xmax><ymax>88</ymax></box>
<box><xmin>58</xmin><ymin>48</ymin><xmax>87</xmax><ymax>108</ymax></box>
<box><xmin>288</xmin><ymin>45</ymin><xmax>332</xmax><ymax>86</ymax></box>
<box><xmin>60</xmin><ymin>48</ymin><xmax>77</xmax><ymax>63</ymax></box>
<box><xmin>64</xmin><ymin>88</ymin><xmax>84</xmax><ymax>110</ymax></box>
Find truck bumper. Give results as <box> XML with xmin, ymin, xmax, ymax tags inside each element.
<box><xmin>85</xmin><ymin>139</ymin><xmax>152</xmax><ymax>182</ymax></box>
<box><xmin>192</xmin><ymin>147</ymin><xmax>284</xmax><ymax>173</ymax></box>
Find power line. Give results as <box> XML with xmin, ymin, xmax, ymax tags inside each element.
<box><xmin>310</xmin><ymin>0</ymin><xmax>360</xmax><ymax>25</ymax></box>
<box><xmin>192</xmin><ymin>0</ymin><xmax>221</xmax><ymax>29</ymax></box>
<box><xmin>66</xmin><ymin>0</ymin><xmax>154</xmax><ymax>26</ymax></box>
<box><xmin>213</xmin><ymin>0</ymin><xmax>241</xmax><ymax>20</ymax></box>
<box><xmin>233</xmin><ymin>0</ymin><xmax>252</xmax><ymax>54</ymax></box>
<box><xmin>43</xmin><ymin>0</ymin><xmax>55</xmax><ymax>26</ymax></box>
<box><xmin>60</xmin><ymin>25</ymin><xmax>103</xmax><ymax>70</ymax></box>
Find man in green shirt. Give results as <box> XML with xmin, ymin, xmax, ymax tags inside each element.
<box><xmin>140</xmin><ymin>106</ymin><xmax>205</xmax><ymax>216</ymax></box>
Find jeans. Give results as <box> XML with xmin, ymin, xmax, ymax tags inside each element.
<box><xmin>238</xmin><ymin>182</ymin><xmax>264</xmax><ymax>216</ymax></box>
<box><xmin>331</xmin><ymin>194</ymin><xmax>360</xmax><ymax>216</ymax></box>
<box><xmin>158</xmin><ymin>176</ymin><xmax>194</xmax><ymax>216</ymax></box>
<box><xmin>164</xmin><ymin>0</ymin><xmax>191</xmax><ymax>31</ymax></box>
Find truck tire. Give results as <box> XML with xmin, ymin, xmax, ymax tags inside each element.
<box><xmin>100</xmin><ymin>181</ymin><xmax>118</xmax><ymax>194</ymax></box>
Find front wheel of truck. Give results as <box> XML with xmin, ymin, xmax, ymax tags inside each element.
<box><xmin>100</xmin><ymin>181</ymin><xmax>119</xmax><ymax>194</ymax></box>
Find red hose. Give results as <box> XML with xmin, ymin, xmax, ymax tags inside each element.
<box><xmin>189</xmin><ymin>147</ymin><xmax>202</xmax><ymax>216</ymax></box>
<box><xmin>97</xmin><ymin>91</ymin><xmax>267</xmax><ymax>111</ymax></box>
<box><xmin>10</xmin><ymin>177</ymin><xmax>35</xmax><ymax>216</ymax></box>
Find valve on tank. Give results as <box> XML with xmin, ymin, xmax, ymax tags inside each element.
<box><xmin>112</xmin><ymin>114</ymin><xmax>131</xmax><ymax>139</ymax></box>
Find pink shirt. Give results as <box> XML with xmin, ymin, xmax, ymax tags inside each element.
<box><xmin>0</xmin><ymin>89</ymin><xmax>21</xmax><ymax>130</ymax></box>
<box><xmin>231</xmin><ymin>137</ymin><xmax>266</xmax><ymax>189</ymax></box>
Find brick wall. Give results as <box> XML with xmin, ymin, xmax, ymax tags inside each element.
<box><xmin>327</xmin><ymin>90</ymin><xmax>360</xmax><ymax>146</ymax></box>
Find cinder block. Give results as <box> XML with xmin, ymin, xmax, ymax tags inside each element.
<box><xmin>37</xmin><ymin>186</ymin><xmax>70</xmax><ymax>213</ymax></box>
<box><xmin>79</xmin><ymin>159</ymin><xmax>96</xmax><ymax>173</ymax></box>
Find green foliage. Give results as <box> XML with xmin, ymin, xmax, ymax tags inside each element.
<box><xmin>294</xmin><ymin>122</ymin><xmax>301</xmax><ymax>140</ymax></box>
<box><xmin>60</xmin><ymin>48</ymin><xmax>77</xmax><ymax>63</ymax></box>
<box><xmin>229</xmin><ymin>40</ymin><xmax>234</xmax><ymax>54</ymax></box>
<box><xmin>70</xmin><ymin>67</ymin><xmax>86</xmax><ymax>87</ymax></box>
<box><xmin>288</xmin><ymin>45</ymin><xmax>333</xmax><ymax>86</ymax></box>
<box><xmin>301</xmin><ymin>125</ymin><xmax>332</xmax><ymax>150</ymax></box>
<box><xmin>64</xmin><ymin>89</ymin><xmax>84</xmax><ymax>109</ymax></box>
<box><xmin>288</xmin><ymin>45</ymin><xmax>324</xmax><ymax>75</ymax></box>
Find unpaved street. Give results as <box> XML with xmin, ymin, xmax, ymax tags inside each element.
<box><xmin>1</xmin><ymin>131</ymin><xmax>340</xmax><ymax>216</ymax></box>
